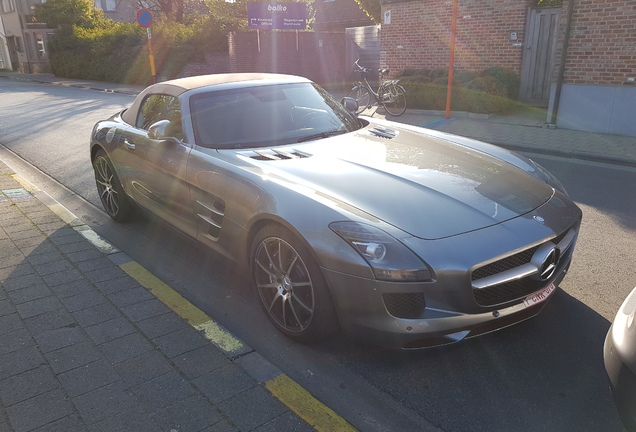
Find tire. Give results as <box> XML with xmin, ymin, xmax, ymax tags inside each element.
<box><xmin>92</xmin><ymin>149</ymin><xmax>135</xmax><ymax>222</ymax></box>
<box><xmin>382</xmin><ymin>84</ymin><xmax>407</xmax><ymax>117</ymax></box>
<box><xmin>251</xmin><ymin>225</ymin><xmax>339</xmax><ymax>342</ymax></box>
<box><xmin>346</xmin><ymin>85</ymin><xmax>371</xmax><ymax>114</ymax></box>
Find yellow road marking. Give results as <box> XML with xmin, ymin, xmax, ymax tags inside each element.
<box><xmin>120</xmin><ymin>261</ymin><xmax>355</xmax><ymax>431</ymax></box>
<box><xmin>120</xmin><ymin>261</ymin><xmax>210</xmax><ymax>326</ymax></box>
<box><xmin>266</xmin><ymin>374</ymin><xmax>358</xmax><ymax>432</ymax></box>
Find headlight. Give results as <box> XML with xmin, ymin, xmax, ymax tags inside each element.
<box><xmin>330</xmin><ymin>222</ymin><xmax>433</xmax><ymax>282</ymax></box>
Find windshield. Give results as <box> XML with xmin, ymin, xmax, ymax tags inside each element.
<box><xmin>189</xmin><ymin>82</ymin><xmax>360</xmax><ymax>149</ymax></box>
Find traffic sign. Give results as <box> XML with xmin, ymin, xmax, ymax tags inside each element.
<box><xmin>137</xmin><ymin>9</ymin><xmax>153</xmax><ymax>28</ymax></box>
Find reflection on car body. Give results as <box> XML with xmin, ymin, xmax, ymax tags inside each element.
<box><xmin>604</xmin><ymin>286</ymin><xmax>636</xmax><ymax>431</ymax></box>
<box><xmin>89</xmin><ymin>73</ymin><xmax>582</xmax><ymax>349</ymax></box>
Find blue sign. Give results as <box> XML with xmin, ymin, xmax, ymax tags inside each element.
<box><xmin>137</xmin><ymin>9</ymin><xmax>153</xmax><ymax>28</ymax></box>
<box><xmin>247</xmin><ymin>2</ymin><xmax>307</xmax><ymax>30</ymax></box>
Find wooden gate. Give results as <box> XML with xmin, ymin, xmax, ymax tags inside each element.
<box><xmin>519</xmin><ymin>7</ymin><xmax>561</xmax><ymax>106</ymax></box>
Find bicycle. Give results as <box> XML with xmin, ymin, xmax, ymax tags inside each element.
<box><xmin>346</xmin><ymin>59</ymin><xmax>407</xmax><ymax>117</ymax></box>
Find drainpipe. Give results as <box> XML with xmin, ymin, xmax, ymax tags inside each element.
<box><xmin>549</xmin><ymin>0</ymin><xmax>576</xmax><ymax>125</ymax></box>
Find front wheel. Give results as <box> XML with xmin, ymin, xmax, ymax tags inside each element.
<box><xmin>346</xmin><ymin>85</ymin><xmax>371</xmax><ymax>114</ymax></box>
<box><xmin>382</xmin><ymin>84</ymin><xmax>407</xmax><ymax>117</ymax></box>
<box><xmin>251</xmin><ymin>225</ymin><xmax>339</xmax><ymax>342</ymax></box>
<box><xmin>93</xmin><ymin>149</ymin><xmax>135</xmax><ymax>222</ymax></box>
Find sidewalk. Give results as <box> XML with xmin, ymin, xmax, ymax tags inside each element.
<box><xmin>0</xmin><ymin>161</ymin><xmax>351</xmax><ymax>431</ymax></box>
<box><xmin>2</xmin><ymin>71</ymin><xmax>635</xmax><ymax>166</ymax></box>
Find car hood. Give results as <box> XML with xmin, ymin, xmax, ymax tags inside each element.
<box><xmin>235</xmin><ymin>124</ymin><xmax>554</xmax><ymax>239</ymax></box>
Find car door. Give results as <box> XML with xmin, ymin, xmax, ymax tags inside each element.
<box><xmin>119</xmin><ymin>94</ymin><xmax>196</xmax><ymax>238</ymax></box>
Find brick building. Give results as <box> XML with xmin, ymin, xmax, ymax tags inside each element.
<box><xmin>379</xmin><ymin>0</ymin><xmax>636</xmax><ymax>136</ymax></box>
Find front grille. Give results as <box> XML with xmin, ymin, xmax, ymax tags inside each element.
<box><xmin>472</xmin><ymin>246</ymin><xmax>538</xmax><ymax>281</ymax></box>
<box><xmin>473</xmin><ymin>279</ymin><xmax>546</xmax><ymax>306</ymax></box>
<box><xmin>471</xmin><ymin>225</ymin><xmax>575</xmax><ymax>307</ymax></box>
<box><xmin>383</xmin><ymin>293</ymin><xmax>426</xmax><ymax>319</ymax></box>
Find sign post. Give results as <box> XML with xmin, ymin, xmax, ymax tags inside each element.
<box><xmin>136</xmin><ymin>9</ymin><xmax>156</xmax><ymax>84</ymax></box>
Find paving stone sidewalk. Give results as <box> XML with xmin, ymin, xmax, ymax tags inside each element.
<box><xmin>0</xmin><ymin>160</ymin><xmax>314</xmax><ymax>432</ymax></box>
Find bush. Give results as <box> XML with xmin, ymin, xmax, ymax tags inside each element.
<box><xmin>464</xmin><ymin>76</ymin><xmax>506</xmax><ymax>97</ymax></box>
<box><xmin>399</xmin><ymin>80</ymin><xmax>518</xmax><ymax>114</ymax></box>
<box><xmin>396</xmin><ymin>66</ymin><xmax>520</xmax><ymax>113</ymax></box>
<box><xmin>46</xmin><ymin>14</ymin><xmax>231</xmax><ymax>85</ymax></box>
<box><xmin>481</xmin><ymin>67</ymin><xmax>520</xmax><ymax>99</ymax></box>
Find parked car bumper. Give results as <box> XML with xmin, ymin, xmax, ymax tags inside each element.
<box><xmin>604</xmin><ymin>286</ymin><xmax>636</xmax><ymax>432</ymax></box>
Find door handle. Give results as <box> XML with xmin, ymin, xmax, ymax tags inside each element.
<box><xmin>124</xmin><ymin>139</ymin><xmax>136</xmax><ymax>150</ymax></box>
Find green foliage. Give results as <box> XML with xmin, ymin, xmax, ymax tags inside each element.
<box><xmin>44</xmin><ymin>0</ymin><xmax>238</xmax><ymax>85</ymax></box>
<box><xmin>204</xmin><ymin>0</ymin><xmax>249</xmax><ymax>30</ymax></box>
<box><xmin>397</xmin><ymin>66</ymin><xmax>521</xmax><ymax>113</ymax></box>
<box><xmin>534</xmin><ymin>0</ymin><xmax>563</xmax><ymax>7</ymax></box>
<box><xmin>353</xmin><ymin>0</ymin><xmax>380</xmax><ymax>23</ymax></box>
<box><xmin>34</xmin><ymin>0</ymin><xmax>107</xmax><ymax>29</ymax></box>
<box><xmin>48</xmin><ymin>23</ymin><xmax>145</xmax><ymax>82</ymax></box>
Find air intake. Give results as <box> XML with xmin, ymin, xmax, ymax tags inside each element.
<box><xmin>368</xmin><ymin>127</ymin><xmax>398</xmax><ymax>139</ymax></box>
<box><xmin>240</xmin><ymin>149</ymin><xmax>310</xmax><ymax>161</ymax></box>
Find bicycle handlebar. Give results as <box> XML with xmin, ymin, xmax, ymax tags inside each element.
<box><xmin>353</xmin><ymin>59</ymin><xmax>389</xmax><ymax>77</ymax></box>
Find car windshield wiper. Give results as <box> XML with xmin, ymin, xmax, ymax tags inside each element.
<box><xmin>297</xmin><ymin>129</ymin><xmax>347</xmax><ymax>143</ymax></box>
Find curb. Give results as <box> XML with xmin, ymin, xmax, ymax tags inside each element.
<box><xmin>2</xmin><ymin>159</ymin><xmax>358</xmax><ymax>432</ymax></box>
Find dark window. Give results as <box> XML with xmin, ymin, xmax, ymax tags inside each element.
<box><xmin>136</xmin><ymin>94</ymin><xmax>184</xmax><ymax>139</ymax></box>
<box><xmin>189</xmin><ymin>83</ymin><xmax>360</xmax><ymax>149</ymax></box>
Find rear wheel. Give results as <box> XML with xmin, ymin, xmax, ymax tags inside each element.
<box><xmin>93</xmin><ymin>149</ymin><xmax>135</xmax><ymax>222</ymax></box>
<box><xmin>251</xmin><ymin>225</ymin><xmax>339</xmax><ymax>342</ymax></box>
<box><xmin>382</xmin><ymin>84</ymin><xmax>407</xmax><ymax>117</ymax></box>
<box><xmin>346</xmin><ymin>85</ymin><xmax>371</xmax><ymax>114</ymax></box>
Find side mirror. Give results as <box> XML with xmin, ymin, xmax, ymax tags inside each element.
<box><xmin>148</xmin><ymin>120</ymin><xmax>180</xmax><ymax>142</ymax></box>
<box><xmin>340</xmin><ymin>97</ymin><xmax>359</xmax><ymax>116</ymax></box>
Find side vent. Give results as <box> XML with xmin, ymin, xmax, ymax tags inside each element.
<box><xmin>197</xmin><ymin>199</ymin><xmax>226</xmax><ymax>240</ymax></box>
<box><xmin>369</xmin><ymin>127</ymin><xmax>399</xmax><ymax>139</ymax></box>
<box><xmin>239</xmin><ymin>149</ymin><xmax>311</xmax><ymax>161</ymax></box>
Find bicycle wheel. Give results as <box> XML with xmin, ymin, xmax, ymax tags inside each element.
<box><xmin>346</xmin><ymin>85</ymin><xmax>371</xmax><ymax>114</ymax></box>
<box><xmin>382</xmin><ymin>84</ymin><xmax>407</xmax><ymax>117</ymax></box>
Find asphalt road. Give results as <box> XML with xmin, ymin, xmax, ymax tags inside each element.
<box><xmin>1</xmin><ymin>78</ymin><xmax>634</xmax><ymax>432</ymax></box>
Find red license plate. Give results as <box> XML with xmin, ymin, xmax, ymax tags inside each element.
<box><xmin>523</xmin><ymin>282</ymin><xmax>556</xmax><ymax>308</ymax></box>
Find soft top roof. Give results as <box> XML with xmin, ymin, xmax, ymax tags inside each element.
<box><xmin>121</xmin><ymin>73</ymin><xmax>311</xmax><ymax>125</ymax></box>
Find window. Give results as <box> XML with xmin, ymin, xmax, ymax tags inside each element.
<box><xmin>94</xmin><ymin>0</ymin><xmax>116</xmax><ymax>12</ymax></box>
<box><xmin>1</xmin><ymin>0</ymin><xmax>14</xmax><ymax>13</ymax></box>
<box><xmin>35</xmin><ymin>34</ymin><xmax>46</xmax><ymax>58</ymax></box>
<box><xmin>137</xmin><ymin>94</ymin><xmax>183</xmax><ymax>139</ymax></box>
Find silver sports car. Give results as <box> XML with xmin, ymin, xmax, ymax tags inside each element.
<box><xmin>89</xmin><ymin>73</ymin><xmax>582</xmax><ymax>349</ymax></box>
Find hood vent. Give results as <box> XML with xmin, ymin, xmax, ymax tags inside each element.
<box><xmin>240</xmin><ymin>149</ymin><xmax>311</xmax><ymax>161</ymax></box>
<box><xmin>368</xmin><ymin>127</ymin><xmax>399</xmax><ymax>139</ymax></box>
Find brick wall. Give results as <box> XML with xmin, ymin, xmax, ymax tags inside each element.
<box><xmin>228</xmin><ymin>31</ymin><xmax>347</xmax><ymax>86</ymax></box>
<box><xmin>556</xmin><ymin>0</ymin><xmax>636</xmax><ymax>86</ymax></box>
<box><xmin>381</xmin><ymin>0</ymin><xmax>636</xmax><ymax>86</ymax></box>
<box><xmin>380</xmin><ymin>0</ymin><xmax>528</xmax><ymax>75</ymax></box>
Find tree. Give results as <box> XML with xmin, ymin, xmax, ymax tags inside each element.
<box><xmin>353</xmin><ymin>0</ymin><xmax>380</xmax><ymax>23</ymax></box>
<box><xmin>34</xmin><ymin>0</ymin><xmax>107</xmax><ymax>29</ymax></box>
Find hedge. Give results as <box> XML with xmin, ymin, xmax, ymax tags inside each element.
<box><xmin>396</xmin><ymin>67</ymin><xmax>521</xmax><ymax>114</ymax></box>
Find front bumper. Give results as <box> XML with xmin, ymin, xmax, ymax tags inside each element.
<box><xmin>323</xmin><ymin>263</ymin><xmax>568</xmax><ymax>349</ymax></box>
<box><xmin>603</xmin><ymin>287</ymin><xmax>636</xmax><ymax>432</ymax></box>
